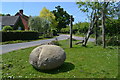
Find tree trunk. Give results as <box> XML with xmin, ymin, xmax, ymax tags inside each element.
<box><xmin>102</xmin><ymin>10</ymin><xmax>106</xmax><ymax>48</ymax></box>
<box><xmin>95</xmin><ymin>18</ymin><xmax>98</xmax><ymax>45</ymax></box>
<box><xmin>70</xmin><ymin>15</ymin><xmax>73</xmax><ymax>48</ymax></box>
<box><xmin>82</xmin><ymin>15</ymin><xmax>96</xmax><ymax>46</ymax></box>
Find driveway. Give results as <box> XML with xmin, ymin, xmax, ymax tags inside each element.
<box><xmin>1</xmin><ymin>34</ymin><xmax>95</xmax><ymax>54</ymax></box>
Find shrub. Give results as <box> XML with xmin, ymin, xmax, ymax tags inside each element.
<box><xmin>51</xmin><ymin>40</ymin><xmax>60</xmax><ymax>46</ymax></box>
<box><xmin>43</xmin><ymin>32</ymin><xmax>53</xmax><ymax>38</ymax></box>
<box><xmin>73</xmin><ymin>22</ymin><xmax>89</xmax><ymax>34</ymax></box>
<box><xmin>97</xmin><ymin>37</ymin><xmax>102</xmax><ymax>45</ymax></box>
<box><xmin>106</xmin><ymin>36</ymin><xmax>119</xmax><ymax>46</ymax></box>
<box><xmin>1</xmin><ymin>31</ymin><xmax>39</xmax><ymax>42</ymax></box>
<box><xmin>2</xmin><ymin>26</ymin><xmax>13</xmax><ymax>31</ymax></box>
<box><xmin>96</xmin><ymin>36</ymin><xmax>119</xmax><ymax>46</ymax></box>
<box><xmin>52</xmin><ymin>30</ymin><xmax>58</xmax><ymax>36</ymax></box>
<box><xmin>60</xmin><ymin>27</ymin><xmax>69</xmax><ymax>34</ymax></box>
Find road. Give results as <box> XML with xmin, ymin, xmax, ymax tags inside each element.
<box><xmin>1</xmin><ymin>34</ymin><xmax>95</xmax><ymax>54</ymax></box>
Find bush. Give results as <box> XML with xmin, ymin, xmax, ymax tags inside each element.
<box><xmin>96</xmin><ymin>36</ymin><xmax>119</xmax><ymax>46</ymax></box>
<box><xmin>97</xmin><ymin>37</ymin><xmax>102</xmax><ymax>45</ymax></box>
<box><xmin>2</xmin><ymin>26</ymin><xmax>13</xmax><ymax>31</ymax></box>
<box><xmin>52</xmin><ymin>30</ymin><xmax>58</xmax><ymax>36</ymax></box>
<box><xmin>73</xmin><ymin>22</ymin><xmax>89</xmax><ymax>34</ymax></box>
<box><xmin>43</xmin><ymin>31</ymin><xmax>53</xmax><ymax>38</ymax></box>
<box><xmin>106</xmin><ymin>36</ymin><xmax>119</xmax><ymax>46</ymax></box>
<box><xmin>1</xmin><ymin>31</ymin><xmax>39</xmax><ymax>42</ymax></box>
<box><xmin>51</xmin><ymin>40</ymin><xmax>60</xmax><ymax>46</ymax></box>
<box><xmin>60</xmin><ymin>27</ymin><xmax>69</xmax><ymax>34</ymax></box>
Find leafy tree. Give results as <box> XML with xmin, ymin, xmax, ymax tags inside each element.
<box><xmin>76</xmin><ymin>2</ymin><xmax>100</xmax><ymax>46</ymax></box>
<box><xmin>28</xmin><ymin>16</ymin><xmax>49</xmax><ymax>33</ymax></box>
<box><xmin>106</xmin><ymin>18</ymin><xmax>120</xmax><ymax>36</ymax></box>
<box><xmin>0</xmin><ymin>13</ymin><xmax>5</xmax><ymax>16</ymax></box>
<box><xmin>60</xmin><ymin>26</ymin><xmax>70</xmax><ymax>34</ymax></box>
<box><xmin>39</xmin><ymin>7</ymin><xmax>58</xmax><ymax>31</ymax></box>
<box><xmin>0</xmin><ymin>13</ymin><xmax>10</xmax><ymax>16</ymax></box>
<box><xmin>73</xmin><ymin>22</ymin><xmax>89</xmax><ymax>35</ymax></box>
<box><xmin>76</xmin><ymin>1</ymin><xmax>119</xmax><ymax>48</ymax></box>
<box><xmin>52</xmin><ymin>6</ymin><xmax>74</xmax><ymax>32</ymax></box>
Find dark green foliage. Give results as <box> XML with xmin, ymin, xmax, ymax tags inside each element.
<box><xmin>43</xmin><ymin>31</ymin><xmax>53</xmax><ymax>38</ymax></box>
<box><xmin>106</xmin><ymin>18</ymin><xmax>120</xmax><ymax>36</ymax></box>
<box><xmin>105</xmin><ymin>18</ymin><xmax>120</xmax><ymax>46</ymax></box>
<box><xmin>0</xmin><ymin>13</ymin><xmax>6</xmax><ymax>16</ymax></box>
<box><xmin>1</xmin><ymin>31</ymin><xmax>39</xmax><ymax>42</ymax></box>
<box><xmin>52</xmin><ymin>6</ymin><xmax>74</xmax><ymax>32</ymax></box>
<box><xmin>52</xmin><ymin>29</ymin><xmax>58</xmax><ymax>36</ymax></box>
<box><xmin>2</xmin><ymin>26</ymin><xmax>13</xmax><ymax>31</ymax></box>
<box><xmin>106</xmin><ymin>36</ymin><xmax>119</xmax><ymax>46</ymax></box>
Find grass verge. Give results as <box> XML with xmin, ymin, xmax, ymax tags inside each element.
<box><xmin>1</xmin><ymin>39</ymin><xmax>118</xmax><ymax>78</ymax></box>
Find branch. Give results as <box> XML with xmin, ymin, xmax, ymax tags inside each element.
<box><xmin>75</xmin><ymin>40</ymin><xmax>84</xmax><ymax>45</ymax></box>
<box><xmin>105</xmin><ymin>16</ymin><xmax>115</xmax><ymax>24</ymax></box>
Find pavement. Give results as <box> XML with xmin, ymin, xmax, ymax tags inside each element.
<box><xmin>0</xmin><ymin>34</ymin><xmax>95</xmax><ymax>54</ymax></box>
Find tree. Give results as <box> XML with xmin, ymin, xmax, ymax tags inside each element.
<box><xmin>76</xmin><ymin>2</ymin><xmax>99</xmax><ymax>46</ymax></box>
<box><xmin>0</xmin><ymin>13</ymin><xmax>6</xmax><ymax>16</ymax></box>
<box><xmin>100</xmin><ymin>2</ymin><xmax>118</xmax><ymax>48</ymax></box>
<box><xmin>73</xmin><ymin>22</ymin><xmax>89</xmax><ymax>35</ymax></box>
<box><xmin>39</xmin><ymin>7</ymin><xmax>58</xmax><ymax>31</ymax></box>
<box><xmin>106</xmin><ymin>18</ymin><xmax>120</xmax><ymax>36</ymax></box>
<box><xmin>0</xmin><ymin>13</ymin><xmax>11</xmax><ymax>16</ymax></box>
<box><xmin>76</xmin><ymin>1</ymin><xmax>119</xmax><ymax>48</ymax></box>
<box><xmin>28</xmin><ymin>16</ymin><xmax>49</xmax><ymax>33</ymax></box>
<box><xmin>52</xmin><ymin>6</ymin><xmax>74</xmax><ymax>32</ymax></box>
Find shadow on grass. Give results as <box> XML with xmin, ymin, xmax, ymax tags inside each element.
<box><xmin>33</xmin><ymin>62</ymin><xmax>75</xmax><ymax>74</ymax></box>
<box><xmin>73</xmin><ymin>45</ymin><xmax>93</xmax><ymax>49</ymax></box>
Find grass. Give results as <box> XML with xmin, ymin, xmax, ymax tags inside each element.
<box><xmin>1</xmin><ymin>39</ymin><xmax>118</xmax><ymax>78</ymax></box>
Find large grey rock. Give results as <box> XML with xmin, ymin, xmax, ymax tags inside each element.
<box><xmin>29</xmin><ymin>45</ymin><xmax>66</xmax><ymax>70</ymax></box>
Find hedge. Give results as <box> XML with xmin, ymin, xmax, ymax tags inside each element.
<box><xmin>1</xmin><ymin>31</ymin><xmax>39</xmax><ymax>42</ymax></box>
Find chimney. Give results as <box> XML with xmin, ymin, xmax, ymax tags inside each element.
<box><xmin>19</xmin><ymin>9</ymin><xmax>23</xmax><ymax>15</ymax></box>
<box><xmin>6</xmin><ymin>14</ymin><xmax>10</xmax><ymax>16</ymax></box>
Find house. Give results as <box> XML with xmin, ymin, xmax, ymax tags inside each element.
<box><xmin>0</xmin><ymin>16</ymin><xmax>24</xmax><ymax>30</ymax></box>
<box><xmin>15</xmin><ymin>9</ymin><xmax>29</xmax><ymax>30</ymax></box>
<box><xmin>0</xmin><ymin>9</ymin><xmax>29</xmax><ymax>30</ymax></box>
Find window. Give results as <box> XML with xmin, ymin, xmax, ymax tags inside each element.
<box><xmin>18</xmin><ymin>27</ymin><xmax>22</xmax><ymax>30</ymax></box>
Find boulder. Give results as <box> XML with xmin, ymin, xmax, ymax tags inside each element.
<box><xmin>29</xmin><ymin>45</ymin><xmax>66</xmax><ymax>70</ymax></box>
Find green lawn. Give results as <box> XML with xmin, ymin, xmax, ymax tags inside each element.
<box><xmin>1</xmin><ymin>39</ymin><xmax>118</xmax><ymax>78</ymax></box>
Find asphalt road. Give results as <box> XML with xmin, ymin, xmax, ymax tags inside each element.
<box><xmin>1</xmin><ymin>34</ymin><xmax>95</xmax><ymax>54</ymax></box>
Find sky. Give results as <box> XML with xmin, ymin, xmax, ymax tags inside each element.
<box><xmin>1</xmin><ymin>2</ymin><xmax>89</xmax><ymax>23</ymax></box>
